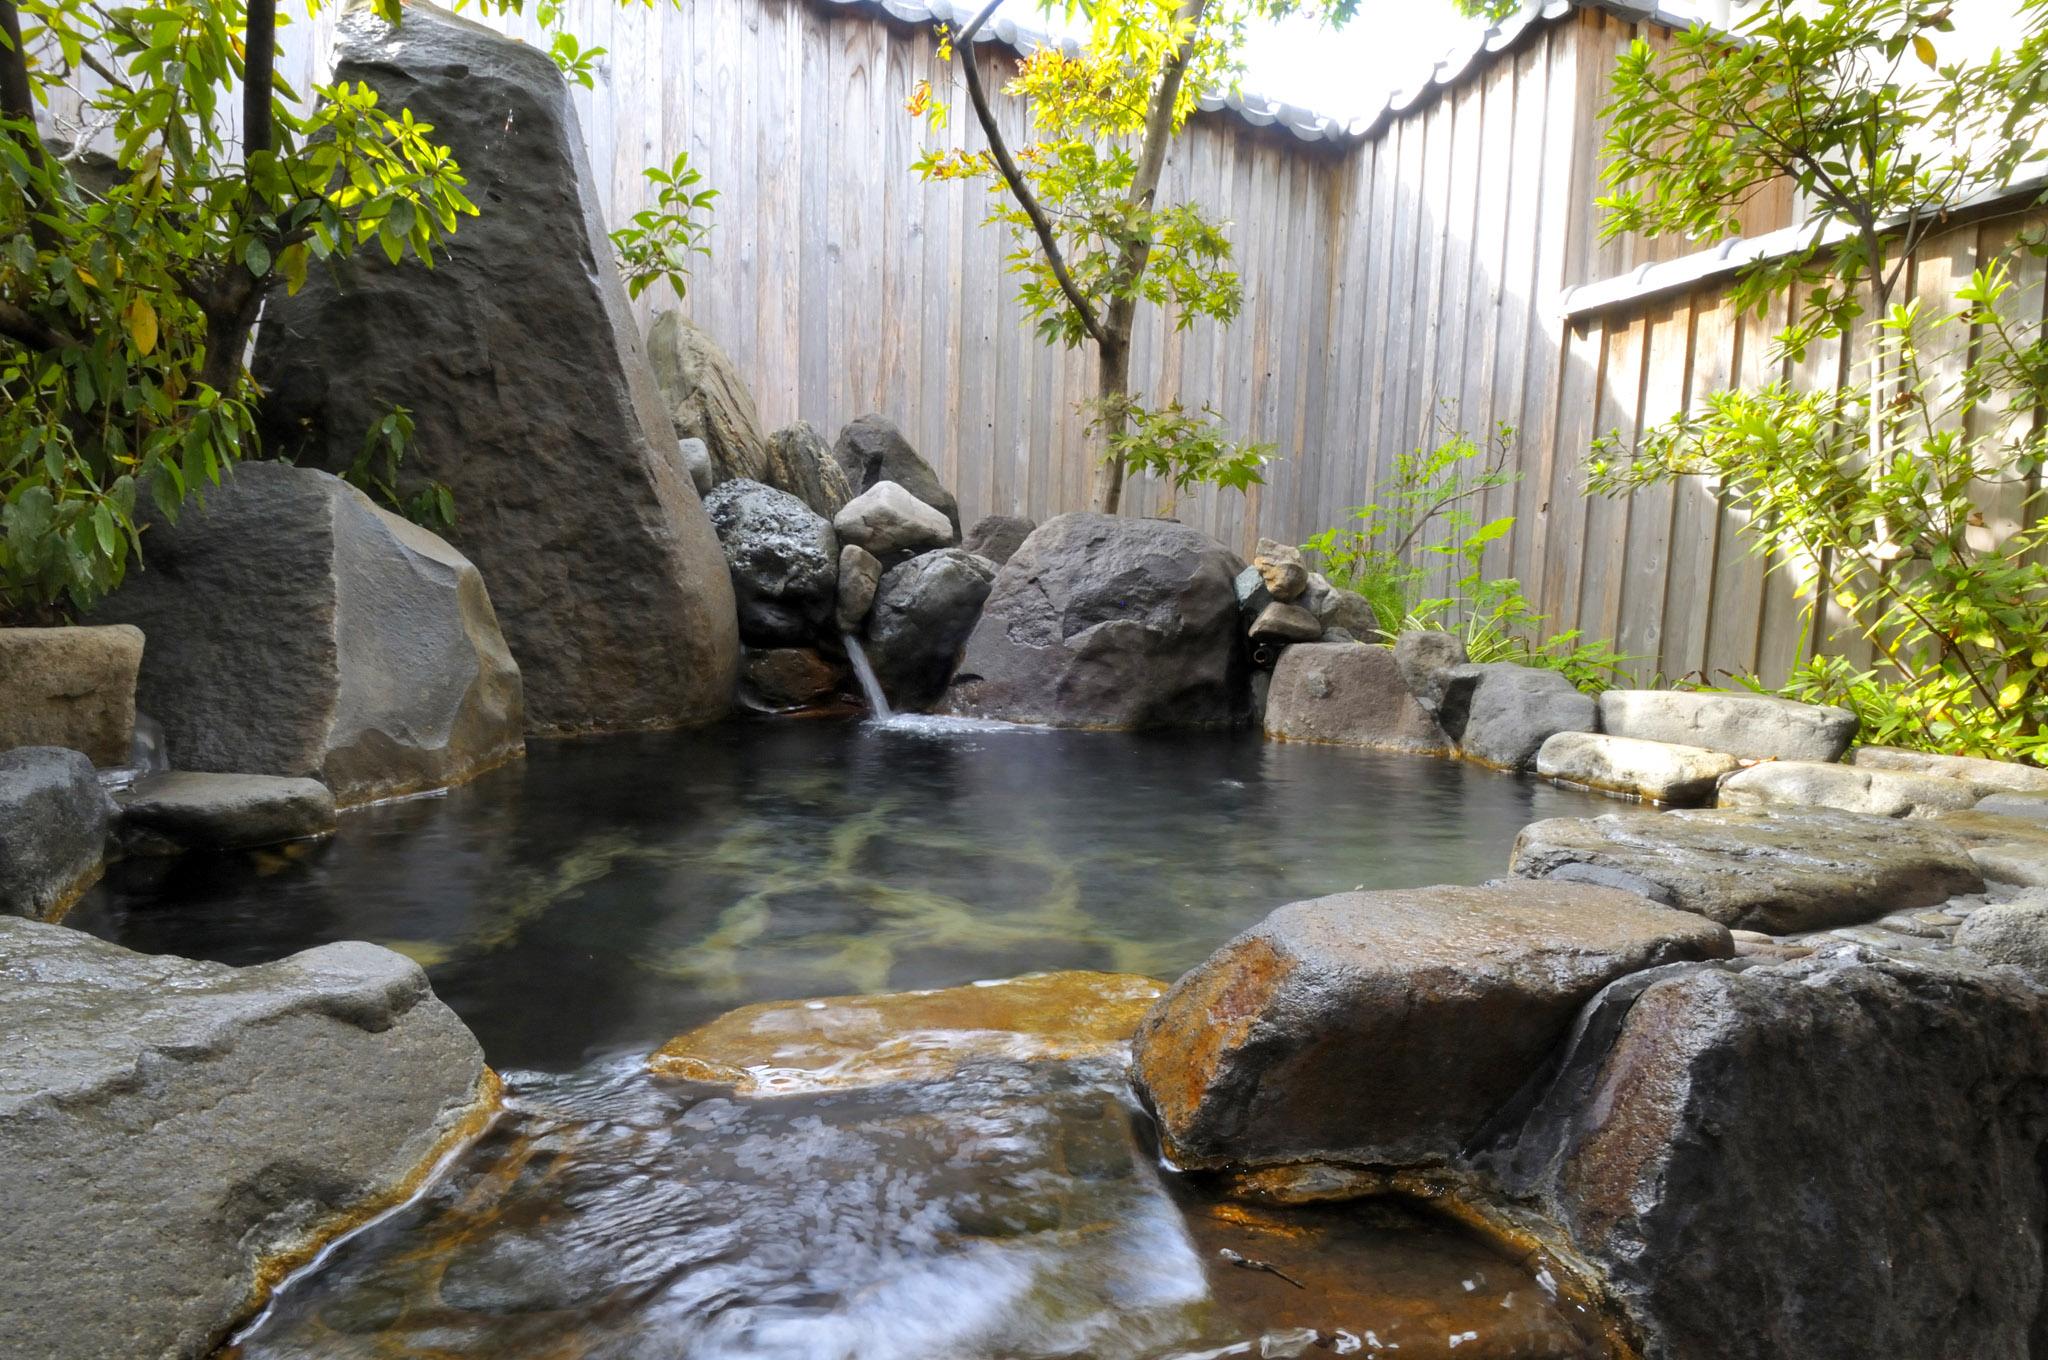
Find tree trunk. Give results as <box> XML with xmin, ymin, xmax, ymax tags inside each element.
<box><xmin>1090</xmin><ymin>330</ymin><xmax>1131</xmax><ymax>513</ymax></box>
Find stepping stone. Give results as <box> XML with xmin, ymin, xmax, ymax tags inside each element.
<box><xmin>1129</xmin><ymin>881</ymin><xmax>1731</xmax><ymax>1170</ymax></box>
<box><xmin>0</xmin><ymin>917</ymin><xmax>487</xmax><ymax>1360</ymax></box>
<box><xmin>1262</xmin><ymin>643</ymin><xmax>1450</xmax><ymax>754</ymax></box>
<box><xmin>1597</xmin><ymin>689</ymin><xmax>1856</xmax><ymax>763</ymax></box>
<box><xmin>1977</xmin><ymin>791</ymin><xmax>2048</xmax><ymax>823</ymax></box>
<box><xmin>1851</xmin><ymin>746</ymin><xmax>2048</xmax><ymax>797</ymax></box>
<box><xmin>1717</xmin><ymin>760</ymin><xmax>1979</xmax><ymax>819</ymax></box>
<box><xmin>1511</xmin><ymin>806</ymin><xmax>1984</xmax><ymax>934</ymax></box>
<box><xmin>117</xmin><ymin>771</ymin><xmax>337</xmax><ymax>852</ymax></box>
<box><xmin>1956</xmin><ymin>896</ymin><xmax>2048</xmax><ymax>972</ymax></box>
<box><xmin>1974</xmin><ymin>843</ymin><xmax>2048</xmax><ymax>889</ymax></box>
<box><xmin>1535</xmin><ymin>731</ymin><xmax>1738</xmax><ymax>805</ymax></box>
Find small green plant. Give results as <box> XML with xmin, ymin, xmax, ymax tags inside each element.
<box><xmin>339</xmin><ymin>404</ymin><xmax>455</xmax><ymax>530</ymax></box>
<box><xmin>610</xmin><ymin>152</ymin><xmax>717</xmax><ymax>302</ymax></box>
<box><xmin>1085</xmin><ymin>397</ymin><xmax>1270</xmax><ymax>499</ymax></box>
<box><xmin>1305</xmin><ymin>418</ymin><xmax>1629</xmax><ymax>692</ymax></box>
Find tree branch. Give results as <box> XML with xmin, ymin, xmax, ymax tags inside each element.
<box><xmin>956</xmin><ymin>0</ymin><xmax>1107</xmax><ymax>348</ymax></box>
<box><xmin>1114</xmin><ymin>0</ymin><xmax>1204</xmax><ymax>300</ymax></box>
<box><xmin>0</xmin><ymin>300</ymin><xmax>80</xmax><ymax>351</ymax></box>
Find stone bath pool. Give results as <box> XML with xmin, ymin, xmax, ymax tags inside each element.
<box><xmin>69</xmin><ymin>720</ymin><xmax>1621</xmax><ymax>1359</ymax></box>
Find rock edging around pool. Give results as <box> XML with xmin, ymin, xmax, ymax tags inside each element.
<box><xmin>0</xmin><ymin>919</ymin><xmax>502</xmax><ymax>1360</ymax></box>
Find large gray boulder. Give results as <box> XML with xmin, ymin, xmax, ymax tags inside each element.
<box><xmin>1438</xmin><ymin>661</ymin><xmax>1597</xmax><ymax>771</ymax></box>
<box><xmin>832</xmin><ymin>414</ymin><xmax>962</xmax><ymax>537</ymax></box>
<box><xmin>1261</xmin><ymin>642</ymin><xmax>1449</xmax><ymax>754</ymax></box>
<box><xmin>763</xmin><ymin>420</ymin><xmax>854</xmax><ymax>520</ymax></box>
<box><xmin>1717</xmin><ymin>759</ymin><xmax>1979</xmax><ymax>819</ymax></box>
<box><xmin>95</xmin><ymin>462</ymin><xmax>524</xmax><ymax>806</ymax></box>
<box><xmin>1503</xmin><ymin>956</ymin><xmax>2048</xmax><ymax>1360</ymax></box>
<box><xmin>1536</xmin><ymin>731</ymin><xmax>1738</xmax><ymax>806</ymax></box>
<box><xmin>1598</xmin><ymin>689</ymin><xmax>1857</xmax><ymax>763</ymax></box>
<box><xmin>252</xmin><ymin>3</ymin><xmax>739</xmax><ymax>733</ymax></box>
<box><xmin>115</xmin><ymin>771</ymin><xmax>337</xmax><ymax>853</ymax></box>
<box><xmin>702</xmin><ymin>479</ymin><xmax>839</xmax><ymax>647</ymax></box>
<box><xmin>0</xmin><ymin>747</ymin><xmax>111</xmax><ymax>919</ymax></box>
<box><xmin>1511</xmin><ymin>806</ymin><xmax>1984</xmax><ymax>933</ymax></box>
<box><xmin>0</xmin><ymin>624</ymin><xmax>143</xmax><ymax>765</ymax></box>
<box><xmin>1129</xmin><ymin>882</ymin><xmax>1731</xmax><ymax>1170</ymax></box>
<box><xmin>0</xmin><ymin>918</ymin><xmax>490</xmax><ymax>1360</ymax></box>
<box><xmin>864</xmin><ymin>549</ymin><xmax>998</xmax><ymax>710</ymax></box>
<box><xmin>1392</xmin><ymin>629</ymin><xmax>1467</xmax><ymax>714</ymax></box>
<box><xmin>645</xmin><ymin>312</ymin><xmax>771</xmax><ymax>486</ymax></box>
<box><xmin>942</xmin><ymin>513</ymin><xmax>1248</xmax><ymax>729</ymax></box>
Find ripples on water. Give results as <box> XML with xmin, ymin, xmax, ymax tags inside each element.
<box><xmin>226</xmin><ymin>1056</ymin><xmax>1608</xmax><ymax>1360</ymax></box>
<box><xmin>66</xmin><ymin>721</ymin><xmax>1619</xmax><ymax>1359</ymax></box>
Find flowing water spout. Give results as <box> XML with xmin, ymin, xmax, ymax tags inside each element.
<box><xmin>842</xmin><ymin>634</ymin><xmax>893</xmax><ymax>718</ymax></box>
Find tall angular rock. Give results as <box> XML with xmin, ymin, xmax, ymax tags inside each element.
<box><xmin>95</xmin><ymin>463</ymin><xmax>525</xmax><ymax>806</ymax></box>
<box><xmin>646</xmin><ymin>312</ymin><xmax>773</xmax><ymax>486</ymax></box>
<box><xmin>764</xmin><ymin>421</ymin><xmax>855</xmax><ymax>520</ymax></box>
<box><xmin>252</xmin><ymin>3</ymin><xmax>738</xmax><ymax>733</ymax></box>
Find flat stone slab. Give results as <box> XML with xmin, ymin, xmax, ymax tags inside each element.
<box><xmin>1974</xmin><ymin>843</ymin><xmax>2048</xmax><ymax>889</ymax></box>
<box><xmin>650</xmin><ymin>971</ymin><xmax>1164</xmax><ymax>1095</ymax></box>
<box><xmin>1262</xmin><ymin>643</ymin><xmax>1449</xmax><ymax>754</ymax></box>
<box><xmin>1511</xmin><ymin>807</ymin><xmax>1985</xmax><ymax>933</ymax></box>
<box><xmin>1536</xmin><ymin>731</ymin><xmax>1738</xmax><ymax>806</ymax></box>
<box><xmin>1851</xmin><ymin>746</ymin><xmax>2048</xmax><ymax>796</ymax></box>
<box><xmin>116</xmin><ymin>771</ymin><xmax>338</xmax><ymax>852</ymax></box>
<box><xmin>1597</xmin><ymin>690</ymin><xmax>1856</xmax><ymax>763</ymax></box>
<box><xmin>0</xmin><ymin>746</ymin><xmax>111</xmax><ymax>920</ymax></box>
<box><xmin>0</xmin><ymin>918</ymin><xmax>489</xmax><ymax>1360</ymax></box>
<box><xmin>1717</xmin><ymin>760</ymin><xmax>1979</xmax><ymax>819</ymax></box>
<box><xmin>1979</xmin><ymin>792</ymin><xmax>2048</xmax><ymax>822</ymax></box>
<box><xmin>1129</xmin><ymin>882</ymin><xmax>1731</xmax><ymax>1170</ymax></box>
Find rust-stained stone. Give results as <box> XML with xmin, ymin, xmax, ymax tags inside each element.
<box><xmin>1129</xmin><ymin>882</ymin><xmax>1731</xmax><ymax>1172</ymax></box>
<box><xmin>649</xmin><ymin>970</ymin><xmax>1165</xmax><ymax>1095</ymax></box>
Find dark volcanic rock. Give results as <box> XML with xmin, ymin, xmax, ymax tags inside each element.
<box><xmin>116</xmin><ymin>771</ymin><xmax>337</xmax><ymax>852</ymax></box>
<box><xmin>1511</xmin><ymin>806</ymin><xmax>1985</xmax><ymax>933</ymax></box>
<box><xmin>702</xmin><ymin>479</ymin><xmax>839</xmax><ymax>647</ymax></box>
<box><xmin>1438</xmin><ymin>662</ymin><xmax>1596</xmax><ymax>771</ymax></box>
<box><xmin>1129</xmin><ymin>882</ymin><xmax>1731</xmax><ymax>1170</ymax></box>
<box><xmin>646</xmin><ymin>312</ymin><xmax>772</xmax><ymax>487</ymax></box>
<box><xmin>865</xmin><ymin>549</ymin><xmax>997</xmax><ymax>710</ymax></box>
<box><xmin>94</xmin><ymin>462</ymin><xmax>525</xmax><ymax>806</ymax></box>
<box><xmin>832</xmin><ymin>414</ymin><xmax>961</xmax><ymax>537</ymax></box>
<box><xmin>764</xmin><ymin>421</ymin><xmax>855</xmax><ymax>520</ymax></box>
<box><xmin>1503</xmin><ymin>956</ymin><xmax>2048</xmax><ymax>1360</ymax></box>
<box><xmin>942</xmin><ymin>513</ymin><xmax>1248</xmax><ymax>729</ymax></box>
<box><xmin>0</xmin><ymin>747</ymin><xmax>111</xmax><ymax>919</ymax></box>
<box><xmin>960</xmin><ymin>514</ymin><xmax>1036</xmax><ymax>566</ymax></box>
<box><xmin>0</xmin><ymin>917</ymin><xmax>488</xmax><ymax>1360</ymax></box>
<box><xmin>252</xmin><ymin>3</ymin><xmax>738</xmax><ymax>733</ymax></box>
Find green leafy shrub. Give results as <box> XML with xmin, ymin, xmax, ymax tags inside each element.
<box><xmin>1305</xmin><ymin>419</ymin><xmax>1629</xmax><ymax>692</ymax></box>
<box><xmin>1591</xmin><ymin>0</ymin><xmax>2048</xmax><ymax>762</ymax></box>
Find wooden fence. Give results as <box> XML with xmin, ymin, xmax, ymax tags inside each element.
<box><xmin>47</xmin><ymin>0</ymin><xmax>2034</xmax><ymax>685</ymax></box>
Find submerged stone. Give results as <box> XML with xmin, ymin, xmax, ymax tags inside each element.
<box><xmin>116</xmin><ymin>770</ymin><xmax>338</xmax><ymax>853</ymax></box>
<box><xmin>649</xmin><ymin>970</ymin><xmax>1164</xmax><ymax>1094</ymax></box>
<box><xmin>1129</xmin><ymin>882</ymin><xmax>1730</xmax><ymax>1171</ymax></box>
<box><xmin>0</xmin><ymin>918</ymin><xmax>490</xmax><ymax>1360</ymax></box>
<box><xmin>1512</xmin><ymin>806</ymin><xmax>1984</xmax><ymax>933</ymax></box>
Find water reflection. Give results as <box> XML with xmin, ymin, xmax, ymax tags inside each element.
<box><xmin>70</xmin><ymin>721</ymin><xmax>1612</xmax><ymax>1071</ymax></box>
<box><xmin>225</xmin><ymin>1057</ymin><xmax>1607</xmax><ymax>1360</ymax></box>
